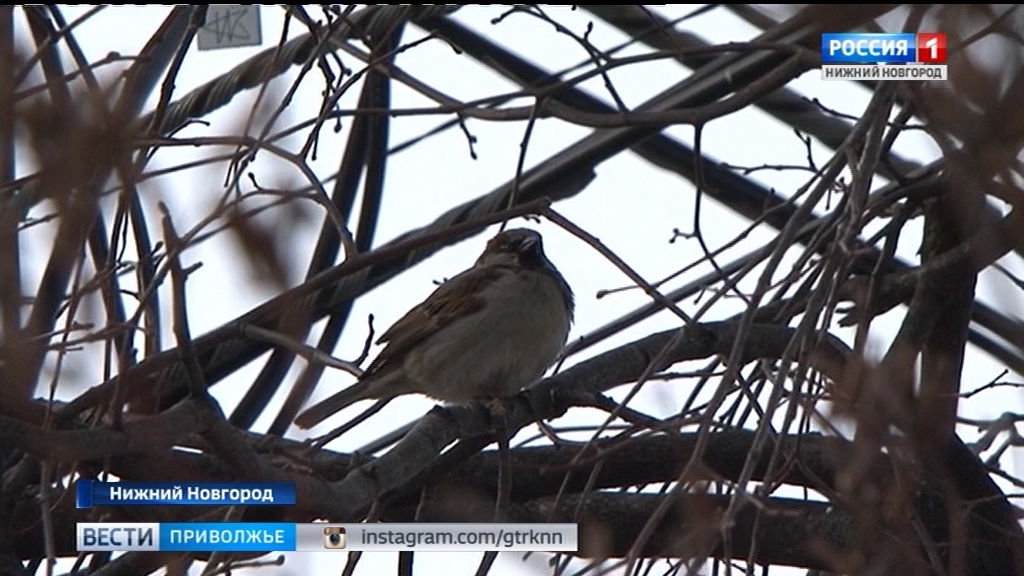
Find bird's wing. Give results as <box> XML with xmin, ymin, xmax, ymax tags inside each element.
<box><xmin>363</xmin><ymin>266</ymin><xmax>506</xmax><ymax>377</ymax></box>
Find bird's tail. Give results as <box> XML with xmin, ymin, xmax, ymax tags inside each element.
<box><xmin>294</xmin><ymin>381</ymin><xmax>374</xmax><ymax>429</ymax></box>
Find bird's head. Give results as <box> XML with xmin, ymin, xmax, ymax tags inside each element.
<box><xmin>476</xmin><ymin>228</ymin><xmax>549</xmax><ymax>270</ymax></box>
<box><xmin>476</xmin><ymin>227</ymin><xmax>574</xmax><ymax>314</ymax></box>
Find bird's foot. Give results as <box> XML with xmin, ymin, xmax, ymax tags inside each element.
<box><xmin>484</xmin><ymin>397</ymin><xmax>510</xmax><ymax>436</ymax></box>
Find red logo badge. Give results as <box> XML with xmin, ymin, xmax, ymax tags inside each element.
<box><xmin>917</xmin><ymin>33</ymin><xmax>947</xmax><ymax>63</ymax></box>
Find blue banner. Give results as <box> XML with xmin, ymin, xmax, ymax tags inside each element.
<box><xmin>75</xmin><ymin>480</ymin><xmax>296</xmax><ymax>507</ymax></box>
<box><xmin>160</xmin><ymin>523</ymin><xmax>297</xmax><ymax>552</ymax></box>
<box><xmin>77</xmin><ymin>523</ymin><xmax>297</xmax><ymax>552</ymax></box>
<box><xmin>821</xmin><ymin>33</ymin><xmax>917</xmax><ymax>63</ymax></box>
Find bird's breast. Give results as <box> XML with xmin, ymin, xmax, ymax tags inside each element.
<box><xmin>405</xmin><ymin>269</ymin><xmax>571</xmax><ymax>402</ymax></box>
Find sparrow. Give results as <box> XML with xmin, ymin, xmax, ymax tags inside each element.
<box><xmin>294</xmin><ymin>228</ymin><xmax>574</xmax><ymax>429</ymax></box>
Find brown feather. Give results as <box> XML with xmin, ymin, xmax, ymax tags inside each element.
<box><xmin>361</xmin><ymin>266</ymin><xmax>505</xmax><ymax>378</ymax></box>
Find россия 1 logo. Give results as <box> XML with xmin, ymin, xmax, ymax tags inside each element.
<box><xmin>820</xmin><ymin>32</ymin><xmax>948</xmax><ymax>81</ymax></box>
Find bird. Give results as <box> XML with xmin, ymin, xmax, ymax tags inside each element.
<box><xmin>294</xmin><ymin>228</ymin><xmax>574</xmax><ymax>429</ymax></box>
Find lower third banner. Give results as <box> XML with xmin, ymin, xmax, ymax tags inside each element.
<box><xmin>76</xmin><ymin>523</ymin><xmax>579</xmax><ymax>552</ymax></box>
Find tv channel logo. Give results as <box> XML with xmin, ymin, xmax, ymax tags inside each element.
<box><xmin>323</xmin><ymin>526</ymin><xmax>346</xmax><ymax>549</ymax></box>
<box><xmin>822</xmin><ymin>33</ymin><xmax>946</xmax><ymax>64</ymax></box>
<box><xmin>916</xmin><ymin>33</ymin><xmax>947</xmax><ymax>63</ymax></box>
